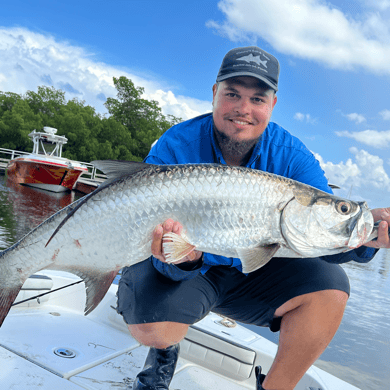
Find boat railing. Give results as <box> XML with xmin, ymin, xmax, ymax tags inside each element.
<box><xmin>79</xmin><ymin>162</ymin><xmax>107</xmax><ymax>181</ymax></box>
<box><xmin>0</xmin><ymin>147</ymin><xmax>31</xmax><ymax>161</ymax></box>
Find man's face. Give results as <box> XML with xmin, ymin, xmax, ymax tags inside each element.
<box><xmin>212</xmin><ymin>76</ymin><xmax>277</xmax><ymax>143</ymax></box>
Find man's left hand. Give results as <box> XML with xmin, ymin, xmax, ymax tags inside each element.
<box><xmin>364</xmin><ymin>207</ymin><xmax>390</xmax><ymax>249</ymax></box>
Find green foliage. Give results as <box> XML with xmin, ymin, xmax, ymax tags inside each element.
<box><xmin>0</xmin><ymin>77</ymin><xmax>181</xmax><ymax>163</ymax></box>
<box><xmin>105</xmin><ymin>77</ymin><xmax>181</xmax><ymax>159</ymax></box>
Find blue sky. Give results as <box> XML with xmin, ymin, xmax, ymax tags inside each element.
<box><xmin>1</xmin><ymin>0</ymin><xmax>390</xmax><ymax>207</ymax></box>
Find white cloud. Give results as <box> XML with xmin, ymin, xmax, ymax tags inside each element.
<box><xmin>294</xmin><ymin>112</ymin><xmax>316</xmax><ymax>124</ymax></box>
<box><xmin>345</xmin><ymin>113</ymin><xmax>366</xmax><ymax>124</ymax></box>
<box><xmin>0</xmin><ymin>27</ymin><xmax>210</xmax><ymax>120</ymax></box>
<box><xmin>378</xmin><ymin>0</ymin><xmax>390</xmax><ymax>10</ymax></box>
<box><xmin>207</xmin><ymin>0</ymin><xmax>390</xmax><ymax>74</ymax></box>
<box><xmin>379</xmin><ymin>109</ymin><xmax>390</xmax><ymax>120</ymax></box>
<box><xmin>349</xmin><ymin>147</ymin><xmax>389</xmax><ymax>183</ymax></box>
<box><xmin>360</xmin><ymin>0</ymin><xmax>390</xmax><ymax>11</ymax></box>
<box><xmin>315</xmin><ymin>153</ymin><xmax>361</xmax><ymax>188</ymax></box>
<box><xmin>335</xmin><ymin>129</ymin><xmax>390</xmax><ymax>148</ymax></box>
<box><xmin>294</xmin><ymin>112</ymin><xmax>305</xmax><ymax>121</ymax></box>
<box><xmin>314</xmin><ymin>148</ymin><xmax>390</xmax><ymax>207</ymax></box>
<box><xmin>147</xmin><ymin>90</ymin><xmax>211</xmax><ymax>120</ymax></box>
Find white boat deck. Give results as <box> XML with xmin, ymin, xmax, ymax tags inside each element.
<box><xmin>0</xmin><ymin>271</ymin><xmax>361</xmax><ymax>390</ymax></box>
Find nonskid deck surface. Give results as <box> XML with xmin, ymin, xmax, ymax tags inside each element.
<box><xmin>0</xmin><ymin>344</ymin><xmax>252</xmax><ymax>390</ymax></box>
<box><xmin>0</xmin><ymin>272</ymin><xmax>361</xmax><ymax>390</ymax></box>
<box><xmin>0</xmin><ymin>306</ymin><xmax>254</xmax><ymax>389</ymax></box>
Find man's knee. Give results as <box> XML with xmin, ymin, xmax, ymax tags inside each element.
<box><xmin>275</xmin><ymin>289</ymin><xmax>349</xmax><ymax>318</ymax></box>
<box><xmin>128</xmin><ymin>322</ymin><xmax>190</xmax><ymax>349</ymax></box>
<box><xmin>310</xmin><ymin>289</ymin><xmax>349</xmax><ymax>307</ymax></box>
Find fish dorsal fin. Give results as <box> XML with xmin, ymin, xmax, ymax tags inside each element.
<box><xmin>91</xmin><ymin>160</ymin><xmax>152</xmax><ymax>180</ymax></box>
<box><xmin>237</xmin><ymin>244</ymin><xmax>280</xmax><ymax>273</ymax></box>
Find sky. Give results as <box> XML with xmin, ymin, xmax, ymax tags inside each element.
<box><xmin>1</xmin><ymin>0</ymin><xmax>390</xmax><ymax>208</ymax></box>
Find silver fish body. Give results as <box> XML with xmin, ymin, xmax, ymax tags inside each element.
<box><xmin>0</xmin><ymin>161</ymin><xmax>375</xmax><ymax>327</ymax></box>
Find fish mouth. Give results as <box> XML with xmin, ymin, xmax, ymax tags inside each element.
<box><xmin>345</xmin><ymin>206</ymin><xmax>363</xmax><ymax>236</ymax></box>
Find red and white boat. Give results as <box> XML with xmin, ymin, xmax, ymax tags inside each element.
<box><xmin>6</xmin><ymin>127</ymin><xmax>88</xmax><ymax>193</ymax></box>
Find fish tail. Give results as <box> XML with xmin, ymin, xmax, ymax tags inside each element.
<box><xmin>0</xmin><ymin>284</ymin><xmax>23</xmax><ymax>327</ymax></box>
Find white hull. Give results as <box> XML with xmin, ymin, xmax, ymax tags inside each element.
<box><xmin>24</xmin><ymin>182</ymin><xmax>70</xmax><ymax>192</ymax></box>
<box><xmin>0</xmin><ymin>271</ymin><xmax>361</xmax><ymax>390</ymax></box>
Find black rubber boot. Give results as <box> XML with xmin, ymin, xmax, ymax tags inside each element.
<box><xmin>255</xmin><ymin>366</ymin><xmax>322</xmax><ymax>390</ymax></box>
<box><xmin>132</xmin><ymin>344</ymin><xmax>180</xmax><ymax>389</ymax></box>
<box><xmin>255</xmin><ymin>366</ymin><xmax>266</xmax><ymax>389</ymax></box>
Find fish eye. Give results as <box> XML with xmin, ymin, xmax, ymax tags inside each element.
<box><xmin>336</xmin><ymin>201</ymin><xmax>352</xmax><ymax>215</ymax></box>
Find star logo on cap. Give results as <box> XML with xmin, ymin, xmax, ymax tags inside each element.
<box><xmin>237</xmin><ymin>53</ymin><xmax>268</xmax><ymax>69</ymax></box>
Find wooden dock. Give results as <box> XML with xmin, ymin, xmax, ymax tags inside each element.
<box><xmin>74</xmin><ymin>177</ymin><xmax>105</xmax><ymax>194</ymax></box>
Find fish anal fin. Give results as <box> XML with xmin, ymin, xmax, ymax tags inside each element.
<box><xmin>0</xmin><ymin>284</ymin><xmax>24</xmax><ymax>327</ymax></box>
<box><xmin>162</xmin><ymin>232</ymin><xmax>196</xmax><ymax>263</ymax></box>
<box><xmin>83</xmin><ymin>269</ymin><xmax>119</xmax><ymax>316</ymax></box>
<box><xmin>62</xmin><ymin>268</ymin><xmax>119</xmax><ymax>316</ymax></box>
<box><xmin>238</xmin><ymin>244</ymin><xmax>280</xmax><ymax>273</ymax></box>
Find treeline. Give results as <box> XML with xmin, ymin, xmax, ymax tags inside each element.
<box><xmin>0</xmin><ymin>77</ymin><xmax>181</xmax><ymax>162</ymax></box>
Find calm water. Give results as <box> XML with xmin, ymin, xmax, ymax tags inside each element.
<box><xmin>0</xmin><ymin>174</ymin><xmax>389</xmax><ymax>390</ymax></box>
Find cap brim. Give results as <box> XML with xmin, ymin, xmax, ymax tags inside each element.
<box><xmin>216</xmin><ymin>71</ymin><xmax>278</xmax><ymax>91</ymax></box>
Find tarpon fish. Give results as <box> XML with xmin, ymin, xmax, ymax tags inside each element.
<box><xmin>0</xmin><ymin>161</ymin><xmax>378</xmax><ymax>327</ymax></box>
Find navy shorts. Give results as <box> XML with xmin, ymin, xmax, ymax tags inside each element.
<box><xmin>117</xmin><ymin>257</ymin><xmax>350</xmax><ymax>332</ymax></box>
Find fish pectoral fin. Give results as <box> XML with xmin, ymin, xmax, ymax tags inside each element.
<box><xmin>0</xmin><ymin>283</ymin><xmax>24</xmax><ymax>327</ymax></box>
<box><xmin>70</xmin><ymin>269</ymin><xmax>120</xmax><ymax>316</ymax></box>
<box><xmin>162</xmin><ymin>232</ymin><xmax>196</xmax><ymax>263</ymax></box>
<box><xmin>237</xmin><ymin>244</ymin><xmax>280</xmax><ymax>273</ymax></box>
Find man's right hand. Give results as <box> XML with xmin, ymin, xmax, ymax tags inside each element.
<box><xmin>151</xmin><ymin>219</ymin><xmax>203</xmax><ymax>264</ymax></box>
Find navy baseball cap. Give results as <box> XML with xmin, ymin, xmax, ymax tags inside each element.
<box><xmin>216</xmin><ymin>46</ymin><xmax>280</xmax><ymax>91</ymax></box>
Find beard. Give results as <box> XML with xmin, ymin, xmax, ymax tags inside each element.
<box><xmin>213</xmin><ymin>122</ymin><xmax>261</xmax><ymax>163</ymax></box>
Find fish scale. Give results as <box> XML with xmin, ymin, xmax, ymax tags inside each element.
<box><xmin>0</xmin><ymin>160</ymin><xmax>376</xmax><ymax>327</ymax></box>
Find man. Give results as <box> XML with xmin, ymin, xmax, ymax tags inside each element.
<box><xmin>117</xmin><ymin>46</ymin><xmax>390</xmax><ymax>390</ymax></box>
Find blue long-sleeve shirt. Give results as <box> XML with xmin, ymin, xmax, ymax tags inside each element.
<box><xmin>145</xmin><ymin>113</ymin><xmax>377</xmax><ymax>280</ymax></box>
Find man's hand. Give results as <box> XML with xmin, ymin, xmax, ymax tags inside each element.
<box><xmin>364</xmin><ymin>207</ymin><xmax>390</xmax><ymax>249</ymax></box>
<box><xmin>151</xmin><ymin>219</ymin><xmax>203</xmax><ymax>264</ymax></box>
